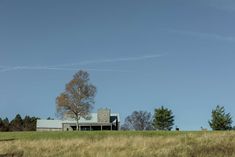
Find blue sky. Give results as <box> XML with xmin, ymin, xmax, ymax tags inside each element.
<box><xmin>1</xmin><ymin>0</ymin><xmax>235</xmax><ymax>130</ymax></box>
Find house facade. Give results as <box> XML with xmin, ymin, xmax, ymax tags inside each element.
<box><xmin>36</xmin><ymin>108</ymin><xmax>120</xmax><ymax>131</ymax></box>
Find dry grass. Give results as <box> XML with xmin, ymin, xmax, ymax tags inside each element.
<box><xmin>0</xmin><ymin>131</ymin><xmax>235</xmax><ymax>157</ymax></box>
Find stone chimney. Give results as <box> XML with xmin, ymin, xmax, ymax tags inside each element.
<box><xmin>97</xmin><ymin>108</ymin><xmax>111</xmax><ymax>123</ymax></box>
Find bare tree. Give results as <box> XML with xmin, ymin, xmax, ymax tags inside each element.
<box><xmin>56</xmin><ymin>70</ymin><xmax>96</xmax><ymax>130</ymax></box>
<box><xmin>121</xmin><ymin>111</ymin><xmax>153</xmax><ymax>130</ymax></box>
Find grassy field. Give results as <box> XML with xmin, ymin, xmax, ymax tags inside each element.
<box><xmin>0</xmin><ymin>131</ymin><xmax>235</xmax><ymax>157</ymax></box>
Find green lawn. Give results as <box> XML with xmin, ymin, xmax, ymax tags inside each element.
<box><xmin>0</xmin><ymin>130</ymin><xmax>205</xmax><ymax>140</ymax></box>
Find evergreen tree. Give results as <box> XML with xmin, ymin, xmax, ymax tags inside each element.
<box><xmin>10</xmin><ymin>114</ymin><xmax>23</xmax><ymax>131</ymax></box>
<box><xmin>3</xmin><ymin>118</ymin><xmax>9</xmax><ymax>131</ymax></box>
<box><xmin>23</xmin><ymin>116</ymin><xmax>38</xmax><ymax>131</ymax></box>
<box><xmin>153</xmin><ymin>106</ymin><xmax>174</xmax><ymax>131</ymax></box>
<box><xmin>0</xmin><ymin>118</ymin><xmax>9</xmax><ymax>131</ymax></box>
<box><xmin>209</xmin><ymin>105</ymin><xmax>232</xmax><ymax>130</ymax></box>
<box><xmin>47</xmin><ymin>117</ymin><xmax>54</xmax><ymax>120</ymax></box>
<box><xmin>0</xmin><ymin>118</ymin><xmax>3</xmax><ymax>131</ymax></box>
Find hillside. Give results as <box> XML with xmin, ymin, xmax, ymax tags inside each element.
<box><xmin>0</xmin><ymin>131</ymin><xmax>235</xmax><ymax>157</ymax></box>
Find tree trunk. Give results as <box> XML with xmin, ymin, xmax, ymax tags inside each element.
<box><xmin>76</xmin><ymin>117</ymin><xmax>80</xmax><ymax>131</ymax></box>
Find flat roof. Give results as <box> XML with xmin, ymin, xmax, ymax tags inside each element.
<box><xmin>37</xmin><ymin>112</ymin><xmax>120</xmax><ymax>129</ymax></box>
<box><xmin>37</xmin><ymin>120</ymin><xmax>62</xmax><ymax>129</ymax></box>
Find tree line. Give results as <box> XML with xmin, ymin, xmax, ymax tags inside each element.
<box><xmin>55</xmin><ymin>70</ymin><xmax>235</xmax><ymax>131</ymax></box>
<box><xmin>121</xmin><ymin>105</ymin><xmax>234</xmax><ymax>131</ymax></box>
<box><xmin>1</xmin><ymin>70</ymin><xmax>234</xmax><ymax>132</ymax></box>
<box><xmin>121</xmin><ymin>106</ymin><xmax>175</xmax><ymax>131</ymax></box>
<box><xmin>0</xmin><ymin>105</ymin><xmax>233</xmax><ymax>132</ymax></box>
<box><xmin>0</xmin><ymin>114</ymin><xmax>38</xmax><ymax>131</ymax></box>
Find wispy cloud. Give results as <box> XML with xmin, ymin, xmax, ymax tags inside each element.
<box><xmin>0</xmin><ymin>66</ymin><xmax>79</xmax><ymax>72</ymax></box>
<box><xmin>168</xmin><ymin>29</ymin><xmax>235</xmax><ymax>42</ymax></box>
<box><xmin>204</xmin><ymin>0</ymin><xmax>235</xmax><ymax>12</ymax></box>
<box><xmin>0</xmin><ymin>54</ymin><xmax>164</xmax><ymax>73</ymax></box>
<box><xmin>50</xmin><ymin>54</ymin><xmax>164</xmax><ymax>68</ymax></box>
<box><xmin>0</xmin><ymin>66</ymin><xmax>132</xmax><ymax>73</ymax></box>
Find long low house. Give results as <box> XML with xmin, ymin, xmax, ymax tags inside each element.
<box><xmin>37</xmin><ymin>108</ymin><xmax>120</xmax><ymax>131</ymax></box>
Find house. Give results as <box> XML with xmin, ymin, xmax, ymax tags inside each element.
<box><xmin>36</xmin><ymin>108</ymin><xmax>120</xmax><ymax>131</ymax></box>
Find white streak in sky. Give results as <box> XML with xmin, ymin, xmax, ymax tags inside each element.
<box><xmin>205</xmin><ymin>0</ymin><xmax>235</xmax><ymax>12</ymax></box>
<box><xmin>0</xmin><ymin>54</ymin><xmax>163</xmax><ymax>73</ymax></box>
<box><xmin>168</xmin><ymin>29</ymin><xmax>235</xmax><ymax>42</ymax></box>
<box><xmin>0</xmin><ymin>67</ymin><xmax>131</xmax><ymax>73</ymax></box>
<box><xmin>50</xmin><ymin>54</ymin><xmax>164</xmax><ymax>68</ymax></box>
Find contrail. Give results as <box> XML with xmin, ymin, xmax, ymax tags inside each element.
<box><xmin>168</xmin><ymin>29</ymin><xmax>235</xmax><ymax>42</ymax></box>
<box><xmin>49</xmin><ymin>54</ymin><xmax>164</xmax><ymax>68</ymax></box>
<box><xmin>0</xmin><ymin>54</ymin><xmax>164</xmax><ymax>73</ymax></box>
<box><xmin>0</xmin><ymin>66</ymin><xmax>132</xmax><ymax>73</ymax></box>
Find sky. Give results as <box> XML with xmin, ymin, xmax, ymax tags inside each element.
<box><xmin>1</xmin><ymin>0</ymin><xmax>235</xmax><ymax>130</ymax></box>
